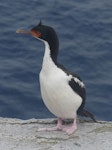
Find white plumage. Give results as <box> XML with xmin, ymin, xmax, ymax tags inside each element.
<box><xmin>40</xmin><ymin>42</ymin><xmax>82</xmax><ymax>119</ymax></box>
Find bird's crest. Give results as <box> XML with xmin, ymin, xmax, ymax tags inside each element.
<box><xmin>38</xmin><ymin>20</ymin><xmax>42</xmax><ymax>26</ymax></box>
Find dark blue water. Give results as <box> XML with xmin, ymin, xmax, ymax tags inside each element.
<box><xmin>0</xmin><ymin>0</ymin><xmax>112</xmax><ymax>121</ymax></box>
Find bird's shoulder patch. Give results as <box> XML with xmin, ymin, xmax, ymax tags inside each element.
<box><xmin>58</xmin><ymin>63</ymin><xmax>86</xmax><ymax>101</ymax></box>
<box><xmin>68</xmin><ymin>74</ymin><xmax>86</xmax><ymax>101</ymax></box>
<box><xmin>68</xmin><ymin>75</ymin><xmax>85</xmax><ymax>88</ymax></box>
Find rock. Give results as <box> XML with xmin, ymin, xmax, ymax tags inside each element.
<box><xmin>0</xmin><ymin>117</ymin><xmax>112</xmax><ymax>150</ymax></box>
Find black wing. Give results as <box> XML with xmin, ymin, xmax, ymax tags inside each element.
<box><xmin>58</xmin><ymin>64</ymin><xmax>86</xmax><ymax>111</ymax></box>
<box><xmin>58</xmin><ymin>64</ymin><xmax>97</xmax><ymax>122</ymax></box>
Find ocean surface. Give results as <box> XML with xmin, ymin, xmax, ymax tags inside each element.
<box><xmin>0</xmin><ymin>0</ymin><xmax>112</xmax><ymax>121</ymax></box>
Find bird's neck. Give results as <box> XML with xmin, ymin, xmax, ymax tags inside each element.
<box><xmin>41</xmin><ymin>41</ymin><xmax>58</xmax><ymax>73</ymax></box>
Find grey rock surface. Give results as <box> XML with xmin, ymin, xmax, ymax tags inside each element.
<box><xmin>0</xmin><ymin>118</ymin><xmax>112</xmax><ymax>150</ymax></box>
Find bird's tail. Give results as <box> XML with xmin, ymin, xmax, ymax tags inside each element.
<box><xmin>78</xmin><ymin>108</ymin><xmax>97</xmax><ymax>122</ymax></box>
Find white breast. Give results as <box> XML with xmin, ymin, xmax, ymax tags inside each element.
<box><xmin>39</xmin><ymin>41</ymin><xmax>82</xmax><ymax>119</ymax></box>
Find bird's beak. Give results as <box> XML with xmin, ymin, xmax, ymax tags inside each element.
<box><xmin>16</xmin><ymin>29</ymin><xmax>41</xmax><ymax>38</ymax></box>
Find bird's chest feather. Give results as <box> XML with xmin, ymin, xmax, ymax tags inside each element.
<box><xmin>39</xmin><ymin>67</ymin><xmax>82</xmax><ymax>118</ymax></box>
<box><xmin>39</xmin><ymin>47</ymin><xmax>68</xmax><ymax>102</ymax></box>
<box><xmin>39</xmin><ymin>67</ymin><xmax>67</xmax><ymax>101</ymax></box>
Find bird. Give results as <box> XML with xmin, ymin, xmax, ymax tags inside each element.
<box><xmin>16</xmin><ymin>21</ymin><xmax>96</xmax><ymax>135</ymax></box>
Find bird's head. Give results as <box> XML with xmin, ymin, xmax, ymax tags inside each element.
<box><xmin>16</xmin><ymin>21</ymin><xmax>59</xmax><ymax>63</ymax></box>
<box><xmin>16</xmin><ymin>21</ymin><xmax>59</xmax><ymax>45</ymax></box>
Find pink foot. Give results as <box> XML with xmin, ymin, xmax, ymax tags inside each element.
<box><xmin>62</xmin><ymin>118</ymin><xmax>77</xmax><ymax>135</ymax></box>
<box><xmin>37</xmin><ymin>117</ymin><xmax>77</xmax><ymax>135</ymax></box>
<box><xmin>37</xmin><ymin>118</ymin><xmax>63</xmax><ymax>132</ymax></box>
<box><xmin>62</xmin><ymin>125</ymin><xmax>77</xmax><ymax>135</ymax></box>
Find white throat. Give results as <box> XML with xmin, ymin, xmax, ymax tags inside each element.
<box><xmin>41</xmin><ymin>41</ymin><xmax>57</xmax><ymax>74</ymax></box>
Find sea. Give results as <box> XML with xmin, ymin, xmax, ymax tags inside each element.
<box><xmin>0</xmin><ymin>0</ymin><xmax>112</xmax><ymax>121</ymax></box>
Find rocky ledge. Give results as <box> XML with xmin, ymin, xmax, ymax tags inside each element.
<box><xmin>0</xmin><ymin>117</ymin><xmax>112</xmax><ymax>150</ymax></box>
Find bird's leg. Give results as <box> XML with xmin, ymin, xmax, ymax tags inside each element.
<box><xmin>37</xmin><ymin>118</ymin><xmax>63</xmax><ymax>132</ymax></box>
<box><xmin>37</xmin><ymin>117</ymin><xmax>77</xmax><ymax>135</ymax></box>
<box><xmin>62</xmin><ymin>117</ymin><xmax>77</xmax><ymax>135</ymax></box>
<box><xmin>55</xmin><ymin>117</ymin><xmax>63</xmax><ymax>130</ymax></box>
